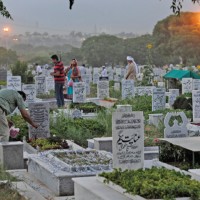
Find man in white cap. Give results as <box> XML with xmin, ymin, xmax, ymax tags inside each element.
<box><xmin>125</xmin><ymin>56</ymin><xmax>137</xmax><ymax>80</ymax></box>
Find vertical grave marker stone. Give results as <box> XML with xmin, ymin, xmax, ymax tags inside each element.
<box><xmin>7</xmin><ymin>76</ymin><xmax>21</xmax><ymax>90</ymax></box>
<box><xmin>73</xmin><ymin>82</ymin><xmax>86</xmax><ymax>103</ymax></box>
<box><xmin>35</xmin><ymin>76</ymin><xmax>46</xmax><ymax>95</ymax></box>
<box><xmin>182</xmin><ymin>78</ymin><xmax>193</xmax><ymax>94</ymax></box>
<box><xmin>192</xmin><ymin>90</ymin><xmax>200</xmax><ymax>123</ymax></box>
<box><xmin>112</xmin><ymin>111</ymin><xmax>144</xmax><ymax>171</ymax></box>
<box><xmin>152</xmin><ymin>88</ymin><xmax>166</xmax><ymax>111</ymax></box>
<box><xmin>122</xmin><ymin>79</ymin><xmax>134</xmax><ymax>99</ymax></box>
<box><xmin>193</xmin><ymin>79</ymin><xmax>200</xmax><ymax>90</ymax></box>
<box><xmin>168</xmin><ymin>89</ymin><xmax>179</xmax><ymax>107</ymax></box>
<box><xmin>82</xmin><ymin>74</ymin><xmax>91</xmax><ymax>95</ymax></box>
<box><xmin>28</xmin><ymin>102</ymin><xmax>50</xmax><ymax>139</ymax></box>
<box><xmin>22</xmin><ymin>84</ymin><xmax>36</xmax><ymax>103</ymax></box>
<box><xmin>97</xmin><ymin>81</ymin><xmax>109</xmax><ymax>99</ymax></box>
<box><xmin>46</xmin><ymin>76</ymin><xmax>55</xmax><ymax>92</ymax></box>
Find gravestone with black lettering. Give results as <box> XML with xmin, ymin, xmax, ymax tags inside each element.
<box><xmin>164</xmin><ymin>112</ymin><xmax>188</xmax><ymax>138</ymax></box>
<box><xmin>35</xmin><ymin>76</ymin><xmax>46</xmax><ymax>95</ymax></box>
<box><xmin>182</xmin><ymin>78</ymin><xmax>193</xmax><ymax>94</ymax></box>
<box><xmin>73</xmin><ymin>82</ymin><xmax>86</xmax><ymax>103</ymax></box>
<box><xmin>28</xmin><ymin>102</ymin><xmax>50</xmax><ymax>139</ymax></box>
<box><xmin>97</xmin><ymin>81</ymin><xmax>109</xmax><ymax>99</ymax></box>
<box><xmin>22</xmin><ymin>84</ymin><xmax>36</xmax><ymax>103</ymax></box>
<box><xmin>193</xmin><ymin>79</ymin><xmax>200</xmax><ymax>90</ymax></box>
<box><xmin>192</xmin><ymin>90</ymin><xmax>200</xmax><ymax>123</ymax></box>
<box><xmin>135</xmin><ymin>86</ymin><xmax>155</xmax><ymax>96</ymax></box>
<box><xmin>122</xmin><ymin>79</ymin><xmax>134</xmax><ymax>99</ymax></box>
<box><xmin>7</xmin><ymin>76</ymin><xmax>22</xmax><ymax>91</ymax></box>
<box><xmin>152</xmin><ymin>88</ymin><xmax>166</xmax><ymax>111</ymax></box>
<box><xmin>112</xmin><ymin>111</ymin><xmax>144</xmax><ymax>170</ymax></box>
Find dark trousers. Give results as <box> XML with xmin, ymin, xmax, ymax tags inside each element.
<box><xmin>55</xmin><ymin>82</ymin><xmax>64</xmax><ymax>107</ymax></box>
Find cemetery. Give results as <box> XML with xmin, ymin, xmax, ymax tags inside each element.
<box><xmin>1</xmin><ymin>57</ymin><xmax>200</xmax><ymax>200</ymax></box>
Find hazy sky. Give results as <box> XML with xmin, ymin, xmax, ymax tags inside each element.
<box><xmin>1</xmin><ymin>0</ymin><xmax>200</xmax><ymax>35</ymax></box>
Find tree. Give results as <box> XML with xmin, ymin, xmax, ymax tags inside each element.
<box><xmin>0</xmin><ymin>0</ymin><xmax>12</xmax><ymax>19</ymax></box>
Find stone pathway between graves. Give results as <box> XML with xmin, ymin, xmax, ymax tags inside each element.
<box><xmin>8</xmin><ymin>169</ymin><xmax>75</xmax><ymax>200</ymax></box>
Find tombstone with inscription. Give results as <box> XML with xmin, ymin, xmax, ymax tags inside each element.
<box><xmin>192</xmin><ymin>90</ymin><xmax>200</xmax><ymax>123</ymax></box>
<box><xmin>122</xmin><ymin>79</ymin><xmax>134</xmax><ymax>99</ymax></box>
<box><xmin>22</xmin><ymin>84</ymin><xmax>36</xmax><ymax>103</ymax></box>
<box><xmin>182</xmin><ymin>78</ymin><xmax>193</xmax><ymax>94</ymax></box>
<box><xmin>114</xmin><ymin>82</ymin><xmax>120</xmax><ymax>91</ymax></box>
<box><xmin>193</xmin><ymin>79</ymin><xmax>200</xmax><ymax>90</ymax></box>
<box><xmin>28</xmin><ymin>102</ymin><xmax>50</xmax><ymax>139</ymax></box>
<box><xmin>112</xmin><ymin>112</ymin><xmax>144</xmax><ymax>171</ymax></box>
<box><xmin>46</xmin><ymin>76</ymin><xmax>55</xmax><ymax>92</ymax></box>
<box><xmin>7</xmin><ymin>76</ymin><xmax>21</xmax><ymax>91</ymax></box>
<box><xmin>135</xmin><ymin>86</ymin><xmax>155</xmax><ymax>96</ymax></box>
<box><xmin>164</xmin><ymin>112</ymin><xmax>188</xmax><ymax>138</ymax></box>
<box><xmin>97</xmin><ymin>81</ymin><xmax>109</xmax><ymax>99</ymax></box>
<box><xmin>81</xmin><ymin>74</ymin><xmax>91</xmax><ymax>95</ymax></box>
<box><xmin>168</xmin><ymin>89</ymin><xmax>179</xmax><ymax>107</ymax></box>
<box><xmin>152</xmin><ymin>88</ymin><xmax>166</xmax><ymax>111</ymax></box>
<box><xmin>35</xmin><ymin>76</ymin><xmax>46</xmax><ymax>95</ymax></box>
<box><xmin>73</xmin><ymin>82</ymin><xmax>86</xmax><ymax>103</ymax></box>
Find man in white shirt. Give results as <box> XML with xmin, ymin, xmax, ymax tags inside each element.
<box><xmin>79</xmin><ymin>64</ymin><xmax>87</xmax><ymax>77</ymax></box>
<box><xmin>35</xmin><ymin>63</ymin><xmax>42</xmax><ymax>76</ymax></box>
<box><xmin>101</xmin><ymin>66</ymin><xmax>108</xmax><ymax>77</ymax></box>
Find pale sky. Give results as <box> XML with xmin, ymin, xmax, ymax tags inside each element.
<box><xmin>1</xmin><ymin>0</ymin><xmax>200</xmax><ymax>35</ymax></box>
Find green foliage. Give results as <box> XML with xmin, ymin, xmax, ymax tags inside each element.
<box><xmin>50</xmin><ymin>114</ymin><xmax>106</xmax><ymax>147</ymax></box>
<box><xmin>100</xmin><ymin>167</ymin><xmax>200</xmax><ymax>199</ymax></box>
<box><xmin>69</xmin><ymin>102</ymin><xmax>105</xmax><ymax>113</ymax></box>
<box><xmin>0</xmin><ymin>0</ymin><xmax>12</xmax><ymax>19</ymax></box>
<box><xmin>11</xmin><ymin>61</ymin><xmax>34</xmax><ymax>84</ymax></box>
<box><xmin>0</xmin><ymin>80</ymin><xmax>6</xmax><ymax>85</ymax></box>
<box><xmin>0</xmin><ymin>47</ymin><xmax>18</xmax><ymax>67</ymax></box>
<box><xmin>173</xmin><ymin>96</ymin><xmax>192</xmax><ymax>110</ymax></box>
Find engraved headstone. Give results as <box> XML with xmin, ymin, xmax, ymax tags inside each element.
<box><xmin>0</xmin><ymin>69</ymin><xmax>7</xmax><ymax>81</ymax></box>
<box><xmin>97</xmin><ymin>81</ymin><xmax>109</xmax><ymax>99</ymax></box>
<box><xmin>193</xmin><ymin>79</ymin><xmax>200</xmax><ymax>90</ymax></box>
<box><xmin>28</xmin><ymin>102</ymin><xmax>50</xmax><ymax>139</ymax></box>
<box><xmin>192</xmin><ymin>90</ymin><xmax>200</xmax><ymax>123</ymax></box>
<box><xmin>168</xmin><ymin>89</ymin><xmax>179</xmax><ymax>107</ymax></box>
<box><xmin>93</xmin><ymin>73</ymin><xmax>99</xmax><ymax>84</ymax></box>
<box><xmin>122</xmin><ymin>79</ymin><xmax>134</xmax><ymax>99</ymax></box>
<box><xmin>112</xmin><ymin>111</ymin><xmax>144</xmax><ymax>171</ymax></box>
<box><xmin>182</xmin><ymin>78</ymin><xmax>193</xmax><ymax>94</ymax></box>
<box><xmin>152</xmin><ymin>88</ymin><xmax>166</xmax><ymax>111</ymax></box>
<box><xmin>135</xmin><ymin>86</ymin><xmax>155</xmax><ymax>96</ymax></box>
<box><xmin>7</xmin><ymin>76</ymin><xmax>21</xmax><ymax>90</ymax></box>
<box><xmin>114</xmin><ymin>82</ymin><xmax>120</xmax><ymax>91</ymax></box>
<box><xmin>73</xmin><ymin>82</ymin><xmax>86</xmax><ymax>103</ymax></box>
<box><xmin>164</xmin><ymin>112</ymin><xmax>188</xmax><ymax>138</ymax></box>
<box><xmin>35</xmin><ymin>76</ymin><xmax>46</xmax><ymax>95</ymax></box>
<box><xmin>22</xmin><ymin>84</ymin><xmax>36</xmax><ymax>103</ymax></box>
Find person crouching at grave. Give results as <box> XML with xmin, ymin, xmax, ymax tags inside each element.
<box><xmin>50</xmin><ymin>54</ymin><xmax>65</xmax><ymax>108</ymax></box>
<box><xmin>0</xmin><ymin>89</ymin><xmax>39</xmax><ymax>142</ymax></box>
<box><xmin>125</xmin><ymin>56</ymin><xmax>137</xmax><ymax>80</ymax></box>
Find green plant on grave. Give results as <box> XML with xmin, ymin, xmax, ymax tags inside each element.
<box><xmin>0</xmin><ymin>80</ymin><xmax>6</xmax><ymax>86</ymax></box>
<box><xmin>100</xmin><ymin>167</ymin><xmax>200</xmax><ymax>200</ymax></box>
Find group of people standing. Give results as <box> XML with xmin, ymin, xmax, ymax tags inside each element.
<box><xmin>50</xmin><ymin>55</ymin><xmax>83</xmax><ymax>108</ymax></box>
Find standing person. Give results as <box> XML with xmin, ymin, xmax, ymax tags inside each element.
<box><xmin>71</xmin><ymin>59</ymin><xmax>82</xmax><ymax>82</ymax></box>
<box><xmin>65</xmin><ymin>63</ymin><xmax>73</xmax><ymax>100</ymax></box>
<box><xmin>125</xmin><ymin>56</ymin><xmax>137</xmax><ymax>80</ymax></box>
<box><xmin>0</xmin><ymin>89</ymin><xmax>38</xmax><ymax>142</ymax></box>
<box><xmin>35</xmin><ymin>63</ymin><xmax>42</xmax><ymax>76</ymax></box>
<box><xmin>101</xmin><ymin>66</ymin><xmax>108</xmax><ymax>77</ymax></box>
<box><xmin>50</xmin><ymin>55</ymin><xmax>65</xmax><ymax>108</ymax></box>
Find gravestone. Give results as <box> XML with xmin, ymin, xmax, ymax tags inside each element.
<box><xmin>112</xmin><ymin>111</ymin><xmax>144</xmax><ymax>171</ymax></box>
<box><xmin>93</xmin><ymin>73</ymin><xmax>99</xmax><ymax>84</ymax></box>
<box><xmin>28</xmin><ymin>102</ymin><xmax>50</xmax><ymax>139</ymax></box>
<box><xmin>71</xmin><ymin>109</ymin><xmax>82</xmax><ymax>119</ymax></box>
<box><xmin>122</xmin><ymin>79</ymin><xmax>134</xmax><ymax>99</ymax></box>
<box><xmin>164</xmin><ymin>112</ymin><xmax>188</xmax><ymax>138</ymax></box>
<box><xmin>35</xmin><ymin>76</ymin><xmax>46</xmax><ymax>95</ymax></box>
<box><xmin>7</xmin><ymin>76</ymin><xmax>21</xmax><ymax>90</ymax></box>
<box><xmin>168</xmin><ymin>89</ymin><xmax>179</xmax><ymax>107</ymax></box>
<box><xmin>0</xmin><ymin>69</ymin><xmax>7</xmax><ymax>81</ymax></box>
<box><xmin>135</xmin><ymin>86</ymin><xmax>155</xmax><ymax>96</ymax></box>
<box><xmin>46</xmin><ymin>76</ymin><xmax>54</xmax><ymax>92</ymax></box>
<box><xmin>192</xmin><ymin>90</ymin><xmax>200</xmax><ymax>123</ymax></box>
<box><xmin>73</xmin><ymin>82</ymin><xmax>86</xmax><ymax>103</ymax></box>
<box><xmin>182</xmin><ymin>78</ymin><xmax>193</xmax><ymax>94</ymax></box>
<box><xmin>157</xmin><ymin>82</ymin><xmax>165</xmax><ymax>87</ymax></box>
<box><xmin>152</xmin><ymin>88</ymin><xmax>166</xmax><ymax>111</ymax></box>
<box><xmin>193</xmin><ymin>79</ymin><xmax>200</xmax><ymax>90</ymax></box>
<box><xmin>97</xmin><ymin>81</ymin><xmax>109</xmax><ymax>99</ymax></box>
<box><xmin>108</xmin><ymin>68</ymin><xmax>113</xmax><ymax>81</ymax></box>
<box><xmin>114</xmin><ymin>82</ymin><xmax>120</xmax><ymax>91</ymax></box>
<box><xmin>81</xmin><ymin>74</ymin><xmax>91</xmax><ymax>95</ymax></box>
<box><xmin>22</xmin><ymin>84</ymin><xmax>36</xmax><ymax>103</ymax></box>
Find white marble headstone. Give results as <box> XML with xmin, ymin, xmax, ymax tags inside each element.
<box><xmin>192</xmin><ymin>90</ymin><xmax>200</xmax><ymax>123</ymax></box>
<box><xmin>73</xmin><ymin>82</ymin><xmax>86</xmax><ymax>103</ymax></box>
<box><xmin>168</xmin><ymin>89</ymin><xmax>179</xmax><ymax>107</ymax></box>
<box><xmin>193</xmin><ymin>79</ymin><xmax>200</xmax><ymax>90</ymax></box>
<box><xmin>122</xmin><ymin>79</ymin><xmax>134</xmax><ymax>99</ymax></box>
<box><xmin>82</xmin><ymin>74</ymin><xmax>91</xmax><ymax>95</ymax></box>
<box><xmin>152</xmin><ymin>88</ymin><xmax>166</xmax><ymax>111</ymax></box>
<box><xmin>182</xmin><ymin>78</ymin><xmax>193</xmax><ymax>94</ymax></box>
<box><xmin>46</xmin><ymin>76</ymin><xmax>55</xmax><ymax>92</ymax></box>
<box><xmin>135</xmin><ymin>86</ymin><xmax>155</xmax><ymax>96</ymax></box>
<box><xmin>97</xmin><ymin>81</ymin><xmax>109</xmax><ymax>99</ymax></box>
<box><xmin>164</xmin><ymin>112</ymin><xmax>188</xmax><ymax>138</ymax></box>
<box><xmin>112</xmin><ymin>111</ymin><xmax>144</xmax><ymax>171</ymax></box>
<box><xmin>22</xmin><ymin>84</ymin><xmax>36</xmax><ymax>103</ymax></box>
<box><xmin>35</xmin><ymin>76</ymin><xmax>46</xmax><ymax>95</ymax></box>
<box><xmin>7</xmin><ymin>76</ymin><xmax>21</xmax><ymax>91</ymax></box>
